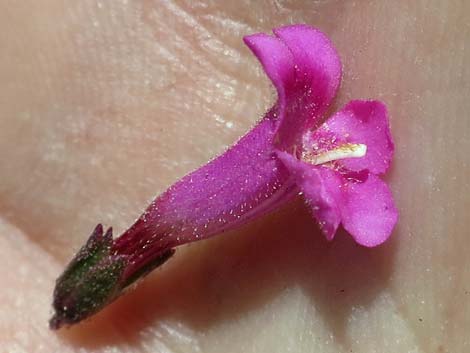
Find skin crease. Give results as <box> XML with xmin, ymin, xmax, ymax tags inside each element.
<box><xmin>0</xmin><ymin>0</ymin><xmax>469</xmax><ymax>352</ymax></box>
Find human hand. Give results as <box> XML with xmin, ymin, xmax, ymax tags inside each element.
<box><xmin>1</xmin><ymin>1</ymin><xmax>469</xmax><ymax>352</ymax></box>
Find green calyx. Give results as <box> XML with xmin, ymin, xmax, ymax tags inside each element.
<box><xmin>50</xmin><ymin>224</ymin><xmax>177</xmax><ymax>330</ymax></box>
<box><xmin>50</xmin><ymin>224</ymin><xmax>126</xmax><ymax>330</ymax></box>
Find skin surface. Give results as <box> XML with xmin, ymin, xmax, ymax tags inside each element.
<box><xmin>1</xmin><ymin>0</ymin><xmax>469</xmax><ymax>352</ymax></box>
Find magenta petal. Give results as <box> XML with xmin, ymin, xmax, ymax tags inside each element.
<box><xmin>277</xmin><ymin>150</ymin><xmax>397</xmax><ymax>246</ymax></box>
<box><xmin>341</xmin><ymin>174</ymin><xmax>398</xmax><ymax>247</ymax></box>
<box><xmin>273</xmin><ymin>25</ymin><xmax>341</xmax><ymax>109</ymax></box>
<box><xmin>245</xmin><ymin>25</ymin><xmax>342</xmax><ymax>151</ymax></box>
<box><xmin>315</xmin><ymin>100</ymin><xmax>394</xmax><ymax>174</ymax></box>
<box><xmin>243</xmin><ymin>33</ymin><xmax>295</xmax><ymax>101</ymax></box>
<box><xmin>273</xmin><ymin>25</ymin><xmax>342</xmax><ymax>149</ymax></box>
<box><xmin>276</xmin><ymin>151</ymin><xmax>341</xmax><ymax>240</ymax></box>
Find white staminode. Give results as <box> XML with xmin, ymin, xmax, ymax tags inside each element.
<box><xmin>304</xmin><ymin>143</ymin><xmax>367</xmax><ymax>165</ymax></box>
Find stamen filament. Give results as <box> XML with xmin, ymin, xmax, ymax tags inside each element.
<box><xmin>303</xmin><ymin>143</ymin><xmax>367</xmax><ymax>165</ymax></box>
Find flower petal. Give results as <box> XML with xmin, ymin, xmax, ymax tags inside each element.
<box><xmin>277</xmin><ymin>151</ymin><xmax>397</xmax><ymax>246</ymax></box>
<box><xmin>276</xmin><ymin>151</ymin><xmax>341</xmax><ymax>240</ymax></box>
<box><xmin>243</xmin><ymin>33</ymin><xmax>295</xmax><ymax>101</ymax></box>
<box><xmin>245</xmin><ymin>25</ymin><xmax>342</xmax><ymax>151</ymax></box>
<box><xmin>312</xmin><ymin>100</ymin><xmax>394</xmax><ymax>174</ymax></box>
<box><xmin>341</xmin><ymin>174</ymin><xmax>398</xmax><ymax>247</ymax></box>
<box><xmin>273</xmin><ymin>25</ymin><xmax>342</xmax><ymax>149</ymax></box>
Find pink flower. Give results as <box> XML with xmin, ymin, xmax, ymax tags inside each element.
<box><xmin>50</xmin><ymin>24</ymin><xmax>398</xmax><ymax>329</ymax></box>
<box><xmin>276</xmin><ymin>100</ymin><xmax>396</xmax><ymax>247</ymax></box>
<box><xmin>245</xmin><ymin>25</ymin><xmax>397</xmax><ymax>247</ymax></box>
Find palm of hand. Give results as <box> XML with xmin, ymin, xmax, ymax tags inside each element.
<box><xmin>1</xmin><ymin>1</ymin><xmax>469</xmax><ymax>352</ymax></box>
